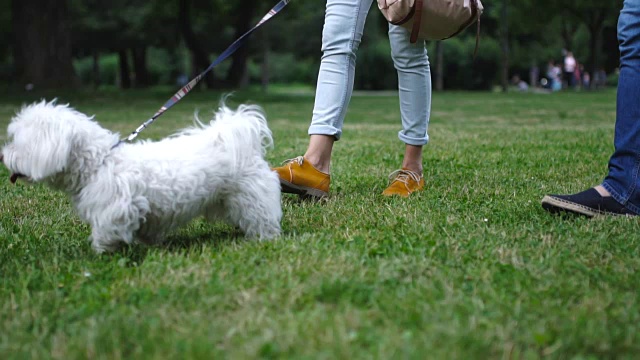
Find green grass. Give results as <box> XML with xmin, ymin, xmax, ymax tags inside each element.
<box><xmin>1</xmin><ymin>88</ymin><xmax>639</xmax><ymax>359</ymax></box>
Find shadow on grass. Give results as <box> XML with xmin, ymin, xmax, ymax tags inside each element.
<box><xmin>280</xmin><ymin>193</ymin><xmax>333</xmax><ymax>205</ymax></box>
<box><xmin>162</xmin><ymin>226</ymin><xmax>243</xmax><ymax>252</ymax></box>
<box><xmin>105</xmin><ymin>221</ymin><xmax>244</xmax><ymax>265</ymax></box>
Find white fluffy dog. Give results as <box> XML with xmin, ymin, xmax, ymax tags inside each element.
<box><xmin>1</xmin><ymin>100</ymin><xmax>282</xmax><ymax>253</ymax></box>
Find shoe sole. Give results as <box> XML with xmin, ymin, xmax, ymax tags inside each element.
<box><xmin>279</xmin><ymin>178</ymin><xmax>328</xmax><ymax>199</ymax></box>
<box><xmin>541</xmin><ymin>195</ymin><xmax>630</xmax><ymax>217</ymax></box>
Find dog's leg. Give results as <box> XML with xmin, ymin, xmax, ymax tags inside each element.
<box><xmin>222</xmin><ymin>170</ymin><xmax>282</xmax><ymax>240</ymax></box>
<box><xmin>89</xmin><ymin>227</ymin><xmax>127</xmax><ymax>253</ymax></box>
<box><xmin>77</xmin><ymin>182</ymin><xmax>148</xmax><ymax>253</ymax></box>
<box><xmin>86</xmin><ymin>206</ymin><xmax>144</xmax><ymax>253</ymax></box>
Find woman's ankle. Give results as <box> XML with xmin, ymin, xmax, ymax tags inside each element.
<box><xmin>303</xmin><ymin>154</ymin><xmax>330</xmax><ymax>174</ymax></box>
<box><xmin>305</xmin><ymin>135</ymin><xmax>334</xmax><ymax>173</ymax></box>
<box><xmin>594</xmin><ymin>185</ymin><xmax>611</xmax><ymax>197</ymax></box>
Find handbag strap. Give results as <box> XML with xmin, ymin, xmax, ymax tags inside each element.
<box><xmin>409</xmin><ymin>0</ymin><xmax>423</xmax><ymax>43</ymax></box>
<box><xmin>445</xmin><ymin>0</ymin><xmax>481</xmax><ymax>57</ymax></box>
<box><xmin>472</xmin><ymin>0</ymin><xmax>481</xmax><ymax>58</ymax></box>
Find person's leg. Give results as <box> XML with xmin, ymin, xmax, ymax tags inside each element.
<box><xmin>389</xmin><ymin>24</ymin><xmax>431</xmax><ymax>174</ymax></box>
<box><xmin>273</xmin><ymin>0</ymin><xmax>372</xmax><ymax>198</ymax></box>
<box><xmin>382</xmin><ymin>24</ymin><xmax>431</xmax><ymax>197</ymax></box>
<box><xmin>602</xmin><ymin>0</ymin><xmax>640</xmax><ymax>214</ymax></box>
<box><xmin>305</xmin><ymin>0</ymin><xmax>373</xmax><ymax>173</ymax></box>
<box><xmin>541</xmin><ymin>0</ymin><xmax>640</xmax><ymax>216</ymax></box>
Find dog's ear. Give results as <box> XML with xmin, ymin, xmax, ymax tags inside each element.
<box><xmin>5</xmin><ymin>101</ymin><xmax>117</xmax><ymax>182</ymax></box>
<box><xmin>5</xmin><ymin>102</ymin><xmax>76</xmax><ymax>181</ymax></box>
<box><xmin>27</xmin><ymin>122</ymin><xmax>74</xmax><ymax>181</ymax></box>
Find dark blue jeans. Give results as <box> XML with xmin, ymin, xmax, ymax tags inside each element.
<box><xmin>603</xmin><ymin>0</ymin><xmax>640</xmax><ymax>214</ymax></box>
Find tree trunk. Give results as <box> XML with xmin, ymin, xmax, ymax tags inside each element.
<box><xmin>179</xmin><ymin>0</ymin><xmax>215</xmax><ymax>88</ymax></box>
<box><xmin>11</xmin><ymin>0</ymin><xmax>78</xmax><ymax>89</ymax></box>
<box><xmin>92</xmin><ymin>51</ymin><xmax>101</xmax><ymax>89</ymax></box>
<box><xmin>602</xmin><ymin>25</ymin><xmax>619</xmax><ymax>74</ymax></box>
<box><xmin>588</xmin><ymin>23</ymin><xmax>604</xmax><ymax>77</ymax></box>
<box><xmin>261</xmin><ymin>29</ymin><xmax>270</xmax><ymax>93</ymax></box>
<box><xmin>225</xmin><ymin>1</ymin><xmax>257</xmax><ymax>88</ymax></box>
<box><xmin>118</xmin><ymin>50</ymin><xmax>131</xmax><ymax>89</ymax></box>
<box><xmin>500</xmin><ymin>0</ymin><xmax>509</xmax><ymax>92</ymax></box>
<box><xmin>132</xmin><ymin>46</ymin><xmax>150</xmax><ymax>88</ymax></box>
<box><xmin>560</xmin><ymin>18</ymin><xmax>577</xmax><ymax>52</ymax></box>
<box><xmin>435</xmin><ymin>41</ymin><xmax>444</xmax><ymax>91</ymax></box>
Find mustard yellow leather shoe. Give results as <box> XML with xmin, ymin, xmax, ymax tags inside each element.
<box><xmin>382</xmin><ymin>168</ymin><xmax>424</xmax><ymax>197</ymax></box>
<box><xmin>273</xmin><ymin>156</ymin><xmax>330</xmax><ymax>199</ymax></box>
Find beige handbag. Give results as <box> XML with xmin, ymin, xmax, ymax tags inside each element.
<box><xmin>378</xmin><ymin>0</ymin><xmax>483</xmax><ymax>45</ymax></box>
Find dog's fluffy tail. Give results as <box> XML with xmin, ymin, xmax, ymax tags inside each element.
<box><xmin>213</xmin><ymin>102</ymin><xmax>273</xmax><ymax>154</ymax></box>
<box><xmin>190</xmin><ymin>102</ymin><xmax>273</xmax><ymax>169</ymax></box>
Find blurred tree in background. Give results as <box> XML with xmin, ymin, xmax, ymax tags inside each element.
<box><xmin>0</xmin><ymin>0</ymin><xmax>624</xmax><ymax>91</ymax></box>
<box><xmin>11</xmin><ymin>0</ymin><xmax>78</xmax><ymax>88</ymax></box>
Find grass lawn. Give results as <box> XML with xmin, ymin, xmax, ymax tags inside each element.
<box><xmin>1</xmin><ymin>88</ymin><xmax>639</xmax><ymax>359</ymax></box>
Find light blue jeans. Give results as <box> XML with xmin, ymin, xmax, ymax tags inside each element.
<box><xmin>603</xmin><ymin>0</ymin><xmax>640</xmax><ymax>214</ymax></box>
<box><xmin>308</xmin><ymin>0</ymin><xmax>432</xmax><ymax>146</ymax></box>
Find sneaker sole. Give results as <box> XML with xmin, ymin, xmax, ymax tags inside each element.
<box><xmin>541</xmin><ymin>195</ymin><xmax>629</xmax><ymax>217</ymax></box>
<box><xmin>279</xmin><ymin>178</ymin><xmax>328</xmax><ymax>199</ymax></box>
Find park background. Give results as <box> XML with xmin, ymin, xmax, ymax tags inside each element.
<box><xmin>2</xmin><ymin>1</ymin><xmax>640</xmax><ymax>359</ymax></box>
<box><xmin>0</xmin><ymin>0</ymin><xmax>624</xmax><ymax>92</ymax></box>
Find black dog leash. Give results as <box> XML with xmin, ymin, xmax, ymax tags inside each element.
<box><xmin>113</xmin><ymin>0</ymin><xmax>291</xmax><ymax>149</ymax></box>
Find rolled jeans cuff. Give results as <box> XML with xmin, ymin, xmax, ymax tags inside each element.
<box><xmin>398</xmin><ymin>130</ymin><xmax>429</xmax><ymax>146</ymax></box>
<box><xmin>602</xmin><ymin>181</ymin><xmax>640</xmax><ymax>215</ymax></box>
<box><xmin>309</xmin><ymin>124</ymin><xmax>342</xmax><ymax>140</ymax></box>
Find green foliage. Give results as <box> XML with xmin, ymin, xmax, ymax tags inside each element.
<box><xmin>74</xmin><ymin>48</ymin><xmax>192</xmax><ymax>87</ymax></box>
<box><xmin>607</xmin><ymin>71</ymin><xmax>619</xmax><ymax>87</ymax></box>
<box><xmin>431</xmin><ymin>36</ymin><xmax>501</xmax><ymax>90</ymax></box>
<box><xmin>71</xmin><ymin>0</ymin><xmax>179</xmax><ymax>53</ymax></box>
<box><xmin>0</xmin><ymin>57</ymin><xmax>13</xmax><ymax>84</ymax></box>
<box><xmin>247</xmin><ymin>53</ymin><xmax>318</xmax><ymax>85</ymax></box>
<box><xmin>1</xmin><ymin>90</ymin><xmax>639</xmax><ymax>358</ymax></box>
<box><xmin>0</xmin><ymin>0</ymin><xmax>626</xmax><ymax>89</ymax></box>
<box><xmin>74</xmin><ymin>54</ymin><xmax>119</xmax><ymax>86</ymax></box>
<box><xmin>355</xmin><ymin>41</ymin><xmax>397</xmax><ymax>90</ymax></box>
